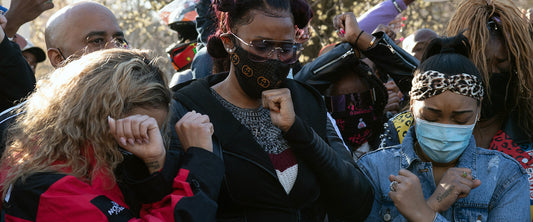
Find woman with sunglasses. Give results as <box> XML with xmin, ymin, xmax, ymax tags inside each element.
<box><xmin>358</xmin><ymin>34</ymin><xmax>530</xmax><ymax>221</ymax></box>
<box><xmin>324</xmin><ymin>61</ymin><xmax>388</xmax><ymax>159</ymax></box>
<box><xmin>314</xmin><ymin>51</ymin><xmax>389</xmax><ymax>159</ymax></box>
<box><xmin>168</xmin><ymin>0</ymin><xmax>374</xmax><ymax>221</ymax></box>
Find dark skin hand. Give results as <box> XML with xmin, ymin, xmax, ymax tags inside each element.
<box><xmin>374</xmin><ymin>24</ymin><xmax>397</xmax><ymax>40</ymax></box>
<box><xmin>426</xmin><ymin>167</ymin><xmax>481</xmax><ymax>212</ymax></box>
<box><xmin>333</xmin><ymin>12</ymin><xmax>374</xmax><ymax>51</ymax></box>
<box><xmin>384</xmin><ymin>79</ymin><xmax>402</xmax><ymax>115</ymax></box>
<box><xmin>389</xmin><ymin>169</ymin><xmax>436</xmax><ymax>222</ymax></box>
<box><xmin>4</xmin><ymin>0</ymin><xmax>54</xmax><ymax>37</ymax></box>
<box><xmin>389</xmin><ymin>168</ymin><xmax>481</xmax><ymax>221</ymax></box>
<box><xmin>262</xmin><ymin>88</ymin><xmax>296</xmax><ymax>133</ymax></box>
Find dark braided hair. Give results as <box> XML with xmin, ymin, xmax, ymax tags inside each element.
<box><xmin>447</xmin><ymin>0</ymin><xmax>533</xmax><ymax>138</ymax></box>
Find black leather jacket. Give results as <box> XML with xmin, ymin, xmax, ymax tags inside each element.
<box><xmin>168</xmin><ymin>73</ymin><xmax>374</xmax><ymax>221</ymax></box>
<box><xmin>295</xmin><ymin>31</ymin><xmax>419</xmax><ymax>96</ymax></box>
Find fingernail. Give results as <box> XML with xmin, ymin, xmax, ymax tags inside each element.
<box><xmin>144</xmin><ymin>139</ymin><xmax>150</xmax><ymax>144</ymax></box>
<box><xmin>120</xmin><ymin>137</ymin><xmax>127</xmax><ymax>146</ymax></box>
<box><xmin>136</xmin><ymin>139</ymin><xmax>142</xmax><ymax>144</ymax></box>
<box><xmin>128</xmin><ymin>138</ymin><xmax>135</xmax><ymax>145</ymax></box>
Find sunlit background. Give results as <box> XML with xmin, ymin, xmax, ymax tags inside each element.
<box><xmin>1</xmin><ymin>0</ymin><xmax>532</xmax><ymax>79</ymax></box>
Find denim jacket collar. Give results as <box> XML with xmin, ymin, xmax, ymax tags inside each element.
<box><xmin>400</xmin><ymin>126</ymin><xmax>478</xmax><ymax>178</ymax></box>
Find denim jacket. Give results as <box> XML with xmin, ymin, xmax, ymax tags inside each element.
<box><xmin>358</xmin><ymin>127</ymin><xmax>530</xmax><ymax>222</ymax></box>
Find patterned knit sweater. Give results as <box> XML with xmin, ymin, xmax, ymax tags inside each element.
<box><xmin>211</xmin><ymin>89</ymin><xmax>297</xmax><ymax>194</ymax></box>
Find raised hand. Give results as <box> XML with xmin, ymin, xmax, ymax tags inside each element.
<box><xmin>4</xmin><ymin>0</ymin><xmax>54</xmax><ymax>37</ymax></box>
<box><xmin>332</xmin><ymin>12</ymin><xmax>375</xmax><ymax>51</ymax></box>
<box><xmin>262</xmin><ymin>88</ymin><xmax>295</xmax><ymax>132</ymax></box>
<box><xmin>175</xmin><ymin>111</ymin><xmax>214</xmax><ymax>152</ymax></box>
<box><xmin>332</xmin><ymin>12</ymin><xmax>361</xmax><ymax>45</ymax></box>
<box><xmin>383</xmin><ymin>79</ymin><xmax>402</xmax><ymax>115</ymax></box>
<box><xmin>374</xmin><ymin>24</ymin><xmax>397</xmax><ymax>41</ymax></box>
<box><xmin>108</xmin><ymin>115</ymin><xmax>165</xmax><ymax>174</ymax></box>
<box><xmin>295</xmin><ymin>25</ymin><xmax>311</xmax><ymax>44</ymax></box>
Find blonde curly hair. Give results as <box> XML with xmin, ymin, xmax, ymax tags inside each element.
<box><xmin>1</xmin><ymin>49</ymin><xmax>170</xmax><ymax>197</ymax></box>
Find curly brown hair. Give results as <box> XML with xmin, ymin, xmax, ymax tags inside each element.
<box><xmin>1</xmin><ymin>49</ymin><xmax>170</xmax><ymax>198</ymax></box>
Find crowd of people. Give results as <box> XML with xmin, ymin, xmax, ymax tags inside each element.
<box><xmin>0</xmin><ymin>0</ymin><xmax>531</xmax><ymax>221</ymax></box>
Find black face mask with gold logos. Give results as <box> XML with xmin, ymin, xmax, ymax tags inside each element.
<box><xmin>230</xmin><ymin>46</ymin><xmax>292</xmax><ymax>99</ymax></box>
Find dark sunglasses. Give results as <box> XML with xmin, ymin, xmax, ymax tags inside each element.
<box><xmin>325</xmin><ymin>89</ymin><xmax>376</xmax><ymax>113</ymax></box>
<box><xmin>229</xmin><ymin>32</ymin><xmax>302</xmax><ymax>64</ymax></box>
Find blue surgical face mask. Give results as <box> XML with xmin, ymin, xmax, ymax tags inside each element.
<box><xmin>415</xmin><ymin>116</ymin><xmax>476</xmax><ymax>163</ymax></box>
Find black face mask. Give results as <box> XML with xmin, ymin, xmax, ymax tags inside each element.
<box><xmin>330</xmin><ymin>105</ymin><xmax>377</xmax><ymax>149</ymax></box>
<box><xmin>481</xmin><ymin>72</ymin><xmax>510</xmax><ymax>119</ymax></box>
<box><xmin>230</xmin><ymin>46</ymin><xmax>292</xmax><ymax>99</ymax></box>
<box><xmin>326</xmin><ymin>92</ymin><xmax>378</xmax><ymax>149</ymax></box>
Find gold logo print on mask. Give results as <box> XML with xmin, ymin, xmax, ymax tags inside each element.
<box><xmin>257</xmin><ymin>76</ymin><xmax>270</xmax><ymax>88</ymax></box>
<box><xmin>242</xmin><ymin>65</ymin><xmax>253</xmax><ymax>77</ymax></box>
<box><xmin>231</xmin><ymin>53</ymin><xmax>240</xmax><ymax>65</ymax></box>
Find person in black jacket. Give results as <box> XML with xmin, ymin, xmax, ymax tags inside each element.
<box><xmin>0</xmin><ymin>1</ymin><xmax>128</xmax><ymax>156</ymax></box>
<box><xmin>168</xmin><ymin>0</ymin><xmax>374</xmax><ymax>221</ymax></box>
<box><xmin>0</xmin><ymin>14</ymin><xmax>35</xmax><ymax>113</ymax></box>
<box><xmin>322</xmin><ymin>57</ymin><xmax>389</xmax><ymax>158</ymax></box>
<box><xmin>0</xmin><ymin>0</ymin><xmax>54</xmax><ymax>112</ymax></box>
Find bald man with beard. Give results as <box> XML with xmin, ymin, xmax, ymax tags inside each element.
<box><xmin>0</xmin><ymin>2</ymin><xmax>130</xmax><ymax>168</ymax></box>
<box><xmin>1</xmin><ymin>3</ymin><xmax>190</xmax><ymax>218</ymax></box>
<box><xmin>45</xmin><ymin>1</ymin><xmax>128</xmax><ymax>68</ymax></box>
<box><xmin>1</xmin><ymin>1</ymin><xmax>126</xmax><ymax>112</ymax></box>
<box><xmin>1</xmin><ymin>2</ymin><xmax>129</xmax><ymax>150</ymax></box>
<box><xmin>1</xmin><ymin>2</ymin><xmax>127</xmax><ymax>149</ymax></box>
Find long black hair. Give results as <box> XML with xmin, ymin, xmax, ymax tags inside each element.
<box><xmin>417</xmin><ymin>33</ymin><xmax>482</xmax><ymax>81</ymax></box>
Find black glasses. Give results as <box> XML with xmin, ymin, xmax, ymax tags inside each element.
<box><xmin>325</xmin><ymin>89</ymin><xmax>376</xmax><ymax>113</ymax></box>
<box><xmin>86</xmin><ymin>38</ymin><xmax>129</xmax><ymax>51</ymax></box>
<box><xmin>229</xmin><ymin>32</ymin><xmax>302</xmax><ymax>64</ymax></box>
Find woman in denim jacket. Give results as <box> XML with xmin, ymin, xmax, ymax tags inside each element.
<box><xmin>358</xmin><ymin>34</ymin><xmax>530</xmax><ymax>221</ymax></box>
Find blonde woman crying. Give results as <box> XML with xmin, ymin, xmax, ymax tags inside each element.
<box><xmin>0</xmin><ymin>49</ymin><xmax>223</xmax><ymax>222</ymax></box>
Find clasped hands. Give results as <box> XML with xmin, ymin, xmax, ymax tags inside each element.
<box><xmin>388</xmin><ymin>168</ymin><xmax>481</xmax><ymax>221</ymax></box>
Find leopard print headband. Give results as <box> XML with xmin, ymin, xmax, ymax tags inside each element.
<box><xmin>410</xmin><ymin>70</ymin><xmax>484</xmax><ymax>101</ymax></box>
